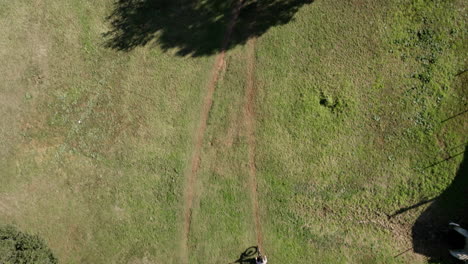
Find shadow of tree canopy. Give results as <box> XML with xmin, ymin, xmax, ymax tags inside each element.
<box><xmin>412</xmin><ymin>145</ymin><xmax>468</xmax><ymax>263</ymax></box>
<box><xmin>104</xmin><ymin>0</ymin><xmax>313</xmax><ymax>56</ymax></box>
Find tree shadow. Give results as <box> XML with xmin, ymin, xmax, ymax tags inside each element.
<box><xmin>103</xmin><ymin>0</ymin><xmax>313</xmax><ymax>56</ymax></box>
<box><xmin>412</xmin><ymin>145</ymin><xmax>468</xmax><ymax>263</ymax></box>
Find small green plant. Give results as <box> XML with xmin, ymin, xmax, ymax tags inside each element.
<box><xmin>319</xmin><ymin>92</ymin><xmax>345</xmax><ymax>113</ymax></box>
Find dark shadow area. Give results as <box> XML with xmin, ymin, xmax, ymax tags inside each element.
<box><xmin>442</xmin><ymin>110</ymin><xmax>468</xmax><ymax>123</ymax></box>
<box><xmin>412</xmin><ymin>145</ymin><xmax>468</xmax><ymax>263</ymax></box>
<box><xmin>455</xmin><ymin>69</ymin><xmax>467</xmax><ymax>77</ymax></box>
<box><xmin>104</xmin><ymin>0</ymin><xmax>313</xmax><ymax>56</ymax></box>
<box><xmin>230</xmin><ymin>246</ymin><xmax>258</xmax><ymax>264</ymax></box>
<box><xmin>423</xmin><ymin>151</ymin><xmax>466</xmax><ymax>170</ymax></box>
<box><xmin>394</xmin><ymin>247</ymin><xmax>413</xmax><ymax>258</ymax></box>
<box><xmin>388</xmin><ymin>198</ymin><xmax>436</xmax><ymax>219</ymax></box>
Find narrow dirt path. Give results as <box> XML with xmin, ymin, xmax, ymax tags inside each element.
<box><xmin>180</xmin><ymin>1</ymin><xmax>244</xmax><ymax>263</ymax></box>
<box><xmin>243</xmin><ymin>37</ymin><xmax>264</xmax><ymax>252</ymax></box>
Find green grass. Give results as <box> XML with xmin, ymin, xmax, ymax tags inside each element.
<box><xmin>0</xmin><ymin>0</ymin><xmax>466</xmax><ymax>263</ymax></box>
<box><xmin>254</xmin><ymin>0</ymin><xmax>466</xmax><ymax>263</ymax></box>
<box><xmin>1</xmin><ymin>0</ymin><xmax>215</xmax><ymax>263</ymax></box>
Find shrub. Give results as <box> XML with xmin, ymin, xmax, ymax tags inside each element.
<box><xmin>0</xmin><ymin>225</ymin><xmax>58</xmax><ymax>264</ymax></box>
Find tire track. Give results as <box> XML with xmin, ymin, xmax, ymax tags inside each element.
<box><xmin>180</xmin><ymin>1</ymin><xmax>244</xmax><ymax>263</ymax></box>
<box><xmin>243</xmin><ymin>37</ymin><xmax>263</xmax><ymax>251</ymax></box>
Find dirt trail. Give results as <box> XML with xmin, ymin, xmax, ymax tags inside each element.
<box><xmin>243</xmin><ymin>37</ymin><xmax>264</xmax><ymax>251</ymax></box>
<box><xmin>180</xmin><ymin>1</ymin><xmax>244</xmax><ymax>263</ymax></box>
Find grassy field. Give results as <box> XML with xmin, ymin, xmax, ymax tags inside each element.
<box><xmin>0</xmin><ymin>0</ymin><xmax>466</xmax><ymax>263</ymax></box>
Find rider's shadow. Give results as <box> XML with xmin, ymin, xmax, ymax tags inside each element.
<box><xmin>231</xmin><ymin>246</ymin><xmax>259</xmax><ymax>264</ymax></box>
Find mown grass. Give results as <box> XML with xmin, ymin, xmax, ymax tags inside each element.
<box><xmin>0</xmin><ymin>0</ymin><xmax>466</xmax><ymax>263</ymax></box>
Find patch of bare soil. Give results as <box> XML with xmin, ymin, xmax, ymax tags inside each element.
<box><xmin>243</xmin><ymin>37</ymin><xmax>263</xmax><ymax>251</ymax></box>
<box><xmin>180</xmin><ymin>1</ymin><xmax>244</xmax><ymax>263</ymax></box>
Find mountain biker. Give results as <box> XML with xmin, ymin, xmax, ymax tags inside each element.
<box><xmin>256</xmin><ymin>254</ymin><xmax>267</xmax><ymax>264</ymax></box>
